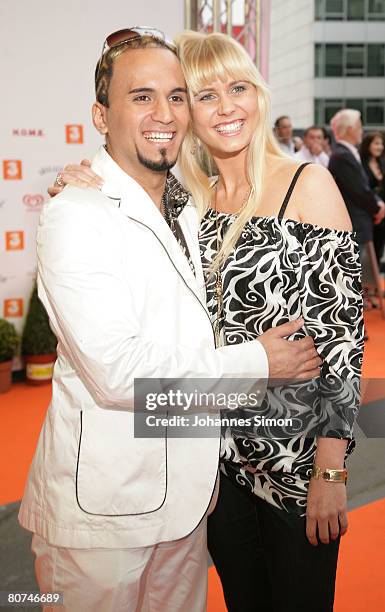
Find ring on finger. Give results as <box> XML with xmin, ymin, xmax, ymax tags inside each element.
<box><xmin>55</xmin><ymin>172</ymin><xmax>65</xmax><ymax>187</ymax></box>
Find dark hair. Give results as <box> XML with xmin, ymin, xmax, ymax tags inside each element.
<box><xmin>321</xmin><ymin>127</ymin><xmax>332</xmax><ymax>144</ymax></box>
<box><xmin>304</xmin><ymin>125</ymin><xmax>323</xmax><ymax>137</ymax></box>
<box><xmin>360</xmin><ymin>132</ymin><xmax>385</xmax><ymax>164</ymax></box>
<box><xmin>274</xmin><ymin>115</ymin><xmax>290</xmax><ymax>128</ymax></box>
<box><xmin>95</xmin><ymin>36</ymin><xmax>177</xmax><ymax>107</ymax></box>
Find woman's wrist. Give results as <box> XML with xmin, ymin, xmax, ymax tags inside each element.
<box><xmin>314</xmin><ymin>436</ymin><xmax>348</xmax><ymax>469</ymax></box>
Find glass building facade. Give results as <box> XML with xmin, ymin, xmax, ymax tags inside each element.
<box><xmin>315</xmin><ymin>0</ymin><xmax>385</xmax><ymax>21</ymax></box>
<box><xmin>314</xmin><ymin>0</ymin><xmax>385</xmax><ymax>127</ymax></box>
<box><xmin>315</xmin><ymin>43</ymin><xmax>385</xmax><ymax>77</ymax></box>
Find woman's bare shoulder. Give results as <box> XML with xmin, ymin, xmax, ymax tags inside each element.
<box><xmin>289</xmin><ymin>163</ymin><xmax>352</xmax><ymax>232</ymax></box>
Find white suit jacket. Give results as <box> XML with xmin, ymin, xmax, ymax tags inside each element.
<box><xmin>19</xmin><ymin>146</ymin><xmax>268</xmax><ymax>548</ymax></box>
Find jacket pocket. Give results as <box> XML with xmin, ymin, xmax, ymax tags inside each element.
<box><xmin>76</xmin><ymin>409</ymin><xmax>167</xmax><ymax>516</ymax></box>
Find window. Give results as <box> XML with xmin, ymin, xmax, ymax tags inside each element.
<box><xmin>315</xmin><ymin>0</ymin><xmax>323</xmax><ymax>19</ymax></box>
<box><xmin>315</xmin><ymin>43</ymin><xmax>385</xmax><ymax>77</ymax></box>
<box><xmin>326</xmin><ymin>100</ymin><xmax>345</xmax><ymax>124</ymax></box>
<box><xmin>315</xmin><ymin>98</ymin><xmax>385</xmax><ymax>126</ymax></box>
<box><xmin>315</xmin><ymin>0</ymin><xmax>385</xmax><ymax>20</ymax></box>
<box><xmin>314</xmin><ymin>99</ymin><xmax>322</xmax><ymax>124</ymax></box>
<box><xmin>318</xmin><ymin>99</ymin><xmax>345</xmax><ymax>124</ymax></box>
<box><xmin>325</xmin><ymin>45</ymin><xmax>343</xmax><ymax>76</ymax></box>
<box><xmin>325</xmin><ymin>0</ymin><xmax>344</xmax><ymax>18</ymax></box>
<box><xmin>368</xmin><ymin>44</ymin><xmax>385</xmax><ymax>76</ymax></box>
<box><xmin>366</xmin><ymin>99</ymin><xmax>385</xmax><ymax>123</ymax></box>
<box><xmin>346</xmin><ymin>99</ymin><xmax>365</xmax><ymax>115</ymax></box>
<box><xmin>315</xmin><ymin>98</ymin><xmax>346</xmax><ymax>124</ymax></box>
<box><xmin>315</xmin><ymin>0</ymin><xmax>345</xmax><ymax>20</ymax></box>
<box><xmin>368</xmin><ymin>0</ymin><xmax>385</xmax><ymax>19</ymax></box>
<box><xmin>315</xmin><ymin>44</ymin><xmax>324</xmax><ymax>77</ymax></box>
<box><xmin>345</xmin><ymin>45</ymin><xmax>365</xmax><ymax>76</ymax></box>
<box><xmin>347</xmin><ymin>0</ymin><xmax>365</xmax><ymax>20</ymax></box>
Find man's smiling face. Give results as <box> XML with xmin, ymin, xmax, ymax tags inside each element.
<box><xmin>95</xmin><ymin>47</ymin><xmax>190</xmax><ymax>175</ymax></box>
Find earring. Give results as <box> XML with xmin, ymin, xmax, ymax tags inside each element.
<box><xmin>191</xmin><ymin>136</ymin><xmax>198</xmax><ymax>155</ymax></box>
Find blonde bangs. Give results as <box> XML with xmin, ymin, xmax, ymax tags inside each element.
<box><xmin>176</xmin><ymin>31</ymin><xmax>258</xmax><ymax>100</ymax></box>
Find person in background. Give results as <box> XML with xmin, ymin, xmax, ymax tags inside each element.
<box><xmin>328</xmin><ymin>109</ymin><xmax>385</xmax><ymax>259</ymax></box>
<box><xmin>360</xmin><ymin>132</ymin><xmax>385</xmax><ymax>269</ymax></box>
<box><xmin>322</xmin><ymin>127</ymin><xmax>333</xmax><ymax>157</ymax></box>
<box><xmin>274</xmin><ymin>115</ymin><xmax>296</xmax><ymax>157</ymax></box>
<box><xmin>295</xmin><ymin>126</ymin><xmax>330</xmax><ymax>167</ymax></box>
<box><xmin>293</xmin><ymin>135</ymin><xmax>303</xmax><ymax>152</ymax></box>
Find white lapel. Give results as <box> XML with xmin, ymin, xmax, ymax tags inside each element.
<box><xmin>91</xmin><ymin>147</ymin><xmax>207</xmax><ymax>308</ymax></box>
<box><xmin>178</xmin><ymin>203</ymin><xmax>206</xmax><ymax>299</ymax></box>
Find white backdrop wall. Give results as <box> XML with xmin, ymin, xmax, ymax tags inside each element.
<box><xmin>0</xmin><ymin>0</ymin><xmax>184</xmax><ymax>368</ymax></box>
<box><xmin>268</xmin><ymin>0</ymin><xmax>314</xmax><ymax>128</ymax></box>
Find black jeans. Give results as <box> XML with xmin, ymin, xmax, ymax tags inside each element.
<box><xmin>208</xmin><ymin>473</ymin><xmax>340</xmax><ymax>612</ymax></box>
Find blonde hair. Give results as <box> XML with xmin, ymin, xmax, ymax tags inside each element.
<box><xmin>175</xmin><ymin>30</ymin><xmax>284</xmax><ymax>270</ymax></box>
<box><xmin>330</xmin><ymin>108</ymin><xmax>361</xmax><ymax>139</ymax></box>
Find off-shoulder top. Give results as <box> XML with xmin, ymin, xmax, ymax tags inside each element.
<box><xmin>199</xmin><ymin>163</ymin><xmax>364</xmax><ymax>515</ymax></box>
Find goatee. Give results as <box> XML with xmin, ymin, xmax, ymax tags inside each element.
<box><xmin>136</xmin><ymin>147</ymin><xmax>177</xmax><ymax>172</ymax></box>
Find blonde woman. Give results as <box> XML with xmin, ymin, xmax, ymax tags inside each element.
<box><xmin>50</xmin><ymin>31</ymin><xmax>363</xmax><ymax>612</ymax></box>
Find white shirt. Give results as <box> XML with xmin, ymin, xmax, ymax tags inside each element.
<box><xmin>278</xmin><ymin>140</ymin><xmax>296</xmax><ymax>158</ymax></box>
<box><xmin>295</xmin><ymin>146</ymin><xmax>329</xmax><ymax>168</ymax></box>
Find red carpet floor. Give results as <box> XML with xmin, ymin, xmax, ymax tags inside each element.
<box><xmin>0</xmin><ymin>310</ymin><xmax>384</xmax><ymax>611</ymax></box>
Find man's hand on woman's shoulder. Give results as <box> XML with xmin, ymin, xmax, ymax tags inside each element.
<box><xmin>48</xmin><ymin>160</ymin><xmax>102</xmax><ymax>197</ymax></box>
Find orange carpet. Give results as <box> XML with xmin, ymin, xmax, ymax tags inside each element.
<box><xmin>0</xmin><ymin>383</ymin><xmax>50</xmax><ymax>505</ymax></box>
<box><xmin>361</xmin><ymin>310</ymin><xmax>385</xmax><ymax>379</ymax></box>
<box><xmin>0</xmin><ymin>310</ymin><xmax>384</xmax><ymax>611</ymax></box>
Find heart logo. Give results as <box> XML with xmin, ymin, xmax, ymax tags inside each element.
<box><xmin>23</xmin><ymin>194</ymin><xmax>45</xmax><ymax>208</ymax></box>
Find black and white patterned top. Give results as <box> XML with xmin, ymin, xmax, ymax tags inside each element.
<box><xmin>199</xmin><ymin>164</ymin><xmax>364</xmax><ymax>516</ymax></box>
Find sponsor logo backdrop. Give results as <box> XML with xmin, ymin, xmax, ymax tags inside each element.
<box><xmin>1</xmin><ymin>0</ymin><xmax>183</xmax><ymax>369</ymax></box>
<box><xmin>0</xmin><ymin>125</ymin><xmax>93</xmax><ymax>369</ymax></box>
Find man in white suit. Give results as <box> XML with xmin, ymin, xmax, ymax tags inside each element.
<box><xmin>19</xmin><ymin>28</ymin><xmax>320</xmax><ymax>611</ymax></box>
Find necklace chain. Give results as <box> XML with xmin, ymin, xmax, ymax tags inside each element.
<box><xmin>212</xmin><ymin>184</ymin><xmax>251</xmax><ymax>347</ymax></box>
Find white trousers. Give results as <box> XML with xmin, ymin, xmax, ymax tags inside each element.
<box><xmin>31</xmin><ymin>518</ymin><xmax>208</xmax><ymax>612</ymax></box>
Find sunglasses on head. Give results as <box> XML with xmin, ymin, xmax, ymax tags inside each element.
<box><xmin>95</xmin><ymin>27</ymin><xmax>176</xmax><ymax>82</ymax></box>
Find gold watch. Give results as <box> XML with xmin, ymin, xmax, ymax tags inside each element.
<box><xmin>311</xmin><ymin>464</ymin><xmax>348</xmax><ymax>484</ymax></box>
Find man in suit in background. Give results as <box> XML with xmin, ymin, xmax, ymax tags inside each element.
<box><xmin>328</xmin><ymin>108</ymin><xmax>385</xmax><ymax>257</ymax></box>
